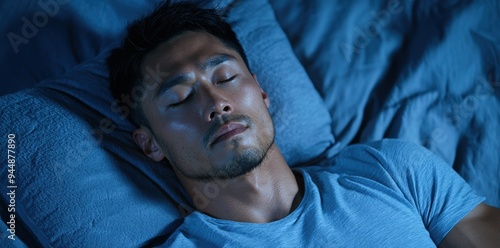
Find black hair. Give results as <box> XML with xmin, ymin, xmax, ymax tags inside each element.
<box><xmin>107</xmin><ymin>1</ymin><xmax>250</xmax><ymax>128</ymax></box>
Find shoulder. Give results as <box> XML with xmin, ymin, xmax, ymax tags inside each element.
<box><xmin>296</xmin><ymin>139</ymin><xmax>434</xmax><ymax>199</ymax></box>
<box><xmin>339</xmin><ymin>139</ymin><xmax>437</xmax><ymax>166</ymax></box>
<box><xmin>310</xmin><ymin>138</ymin><xmax>466</xmax><ymax>200</ymax></box>
<box><xmin>331</xmin><ymin>139</ymin><xmax>448</xmax><ymax>177</ymax></box>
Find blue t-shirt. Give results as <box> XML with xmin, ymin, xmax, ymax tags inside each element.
<box><xmin>162</xmin><ymin>140</ymin><xmax>484</xmax><ymax>247</ymax></box>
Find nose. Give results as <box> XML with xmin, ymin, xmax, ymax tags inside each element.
<box><xmin>202</xmin><ymin>87</ymin><xmax>233</xmax><ymax>122</ymax></box>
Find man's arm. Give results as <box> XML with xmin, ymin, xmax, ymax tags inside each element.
<box><xmin>439</xmin><ymin>203</ymin><xmax>500</xmax><ymax>248</ymax></box>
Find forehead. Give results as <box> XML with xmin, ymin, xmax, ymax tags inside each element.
<box><xmin>141</xmin><ymin>31</ymin><xmax>240</xmax><ymax>77</ymax></box>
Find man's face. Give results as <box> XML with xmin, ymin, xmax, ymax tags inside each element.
<box><xmin>137</xmin><ymin>31</ymin><xmax>275</xmax><ymax>181</ymax></box>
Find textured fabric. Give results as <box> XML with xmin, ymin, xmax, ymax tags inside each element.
<box><xmin>163</xmin><ymin>140</ymin><xmax>484</xmax><ymax>247</ymax></box>
<box><xmin>0</xmin><ymin>88</ymin><xmax>184</xmax><ymax>247</ymax></box>
<box><xmin>270</xmin><ymin>0</ymin><xmax>500</xmax><ymax>207</ymax></box>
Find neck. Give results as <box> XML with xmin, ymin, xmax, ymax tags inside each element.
<box><xmin>177</xmin><ymin>144</ymin><xmax>303</xmax><ymax>223</ymax></box>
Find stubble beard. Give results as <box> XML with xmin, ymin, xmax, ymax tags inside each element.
<box><xmin>205</xmin><ymin>136</ymin><xmax>273</xmax><ymax>181</ymax></box>
<box><xmin>169</xmin><ymin>130</ymin><xmax>275</xmax><ymax>182</ymax></box>
<box><xmin>164</xmin><ymin>112</ymin><xmax>276</xmax><ymax>182</ymax></box>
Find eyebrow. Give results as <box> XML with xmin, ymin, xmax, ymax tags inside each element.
<box><xmin>201</xmin><ymin>54</ymin><xmax>231</xmax><ymax>71</ymax></box>
<box><xmin>154</xmin><ymin>54</ymin><xmax>235</xmax><ymax>98</ymax></box>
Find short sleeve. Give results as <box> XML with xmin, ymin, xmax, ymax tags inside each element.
<box><xmin>337</xmin><ymin>139</ymin><xmax>485</xmax><ymax>244</ymax></box>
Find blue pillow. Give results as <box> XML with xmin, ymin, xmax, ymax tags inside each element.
<box><xmin>0</xmin><ymin>0</ymin><xmax>334</xmax><ymax>246</ymax></box>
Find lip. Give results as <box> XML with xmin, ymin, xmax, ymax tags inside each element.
<box><xmin>211</xmin><ymin>122</ymin><xmax>247</xmax><ymax>146</ymax></box>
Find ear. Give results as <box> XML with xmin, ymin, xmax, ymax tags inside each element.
<box><xmin>253</xmin><ymin>74</ymin><xmax>271</xmax><ymax>108</ymax></box>
<box><xmin>133</xmin><ymin>127</ymin><xmax>165</xmax><ymax>162</ymax></box>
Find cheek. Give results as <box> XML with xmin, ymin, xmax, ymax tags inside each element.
<box><xmin>235</xmin><ymin>84</ymin><xmax>267</xmax><ymax>109</ymax></box>
<box><xmin>155</xmin><ymin>123</ymin><xmax>202</xmax><ymax>165</ymax></box>
<box><xmin>236</xmin><ymin>85</ymin><xmax>274</xmax><ymax>130</ymax></box>
<box><xmin>168</xmin><ymin>119</ymin><xmax>192</xmax><ymax>132</ymax></box>
<box><xmin>153</xmin><ymin>116</ymin><xmax>199</xmax><ymax>150</ymax></box>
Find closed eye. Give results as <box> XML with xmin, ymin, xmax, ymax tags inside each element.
<box><xmin>218</xmin><ymin>75</ymin><xmax>236</xmax><ymax>84</ymax></box>
<box><xmin>169</xmin><ymin>92</ymin><xmax>193</xmax><ymax>108</ymax></box>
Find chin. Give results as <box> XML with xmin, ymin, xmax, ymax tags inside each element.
<box><xmin>202</xmin><ymin>144</ymin><xmax>266</xmax><ymax>180</ymax></box>
<box><xmin>192</xmin><ymin>132</ymin><xmax>274</xmax><ymax>181</ymax></box>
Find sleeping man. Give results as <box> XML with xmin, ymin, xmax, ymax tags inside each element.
<box><xmin>107</xmin><ymin>1</ymin><xmax>500</xmax><ymax>247</ymax></box>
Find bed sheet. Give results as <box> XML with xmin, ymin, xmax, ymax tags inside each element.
<box><xmin>269</xmin><ymin>0</ymin><xmax>500</xmax><ymax>206</ymax></box>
